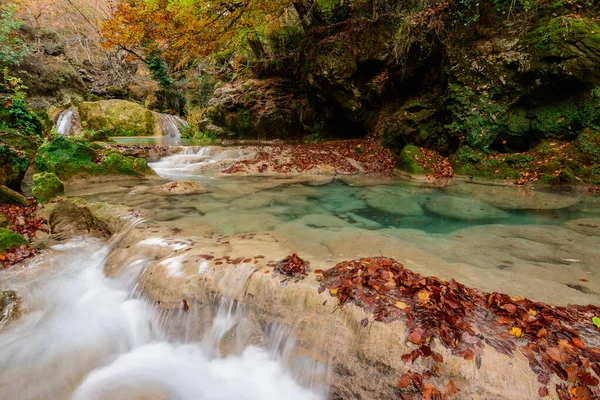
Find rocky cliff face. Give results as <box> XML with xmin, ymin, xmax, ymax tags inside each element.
<box><xmin>202</xmin><ymin>1</ymin><xmax>600</xmax><ymax>186</ymax></box>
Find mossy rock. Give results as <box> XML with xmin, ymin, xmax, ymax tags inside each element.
<box><xmin>32</xmin><ymin>172</ymin><xmax>64</xmax><ymax>203</ymax></box>
<box><xmin>78</xmin><ymin>100</ymin><xmax>160</xmax><ymax>137</ymax></box>
<box><xmin>35</xmin><ymin>136</ymin><xmax>156</xmax><ymax>180</ymax></box>
<box><xmin>399</xmin><ymin>145</ymin><xmax>429</xmax><ymax>175</ymax></box>
<box><xmin>0</xmin><ymin>228</ymin><xmax>28</xmax><ymax>253</ymax></box>
<box><xmin>0</xmin><ymin>145</ymin><xmax>29</xmax><ymax>191</ymax></box>
<box><xmin>528</xmin><ymin>16</ymin><xmax>600</xmax><ymax>80</ymax></box>
<box><xmin>0</xmin><ymin>128</ymin><xmax>43</xmax><ymax>161</ymax></box>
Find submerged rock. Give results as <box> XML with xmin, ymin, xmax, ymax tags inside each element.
<box><xmin>424</xmin><ymin>196</ymin><xmax>509</xmax><ymax>220</ymax></box>
<box><xmin>157</xmin><ymin>181</ymin><xmax>207</xmax><ymax>195</ymax></box>
<box><xmin>32</xmin><ymin>172</ymin><xmax>64</xmax><ymax>203</ymax></box>
<box><xmin>563</xmin><ymin>218</ymin><xmax>600</xmax><ymax>237</ymax></box>
<box><xmin>363</xmin><ymin>192</ymin><xmax>423</xmax><ymax>216</ymax></box>
<box><xmin>0</xmin><ymin>228</ymin><xmax>28</xmax><ymax>253</ymax></box>
<box><xmin>296</xmin><ymin>214</ymin><xmax>349</xmax><ymax>229</ymax></box>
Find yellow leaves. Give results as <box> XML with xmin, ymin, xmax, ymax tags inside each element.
<box><xmin>416</xmin><ymin>289</ymin><xmax>430</xmax><ymax>305</ymax></box>
<box><xmin>509</xmin><ymin>326</ymin><xmax>523</xmax><ymax>338</ymax></box>
<box><xmin>527</xmin><ymin>309</ymin><xmax>537</xmax><ymax>316</ymax></box>
<box><xmin>330</xmin><ymin>288</ymin><xmax>338</xmax><ymax>295</ymax></box>
<box><xmin>394</xmin><ymin>301</ymin><xmax>407</xmax><ymax>309</ymax></box>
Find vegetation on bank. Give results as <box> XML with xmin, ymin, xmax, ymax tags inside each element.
<box><xmin>35</xmin><ymin>136</ymin><xmax>155</xmax><ymax>180</ymax></box>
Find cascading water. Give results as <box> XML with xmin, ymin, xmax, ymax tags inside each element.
<box><xmin>157</xmin><ymin>113</ymin><xmax>188</xmax><ymax>139</ymax></box>
<box><xmin>149</xmin><ymin>146</ymin><xmax>252</xmax><ymax>179</ymax></box>
<box><xmin>56</xmin><ymin>109</ymin><xmax>74</xmax><ymax>135</ymax></box>
<box><xmin>0</xmin><ymin>231</ymin><xmax>325</xmax><ymax>400</ymax></box>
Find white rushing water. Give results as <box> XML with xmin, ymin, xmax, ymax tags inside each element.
<box><xmin>149</xmin><ymin>146</ymin><xmax>252</xmax><ymax>179</ymax></box>
<box><xmin>0</xmin><ymin>236</ymin><xmax>324</xmax><ymax>400</ymax></box>
<box><xmin>56</xmin><ymin>110</ymin><xmax>74</xmax><ymax>135</ymax></box>
<box><xmin>157</xmin><ymin>113</ymin><xmax>189</xmax><ymax>139</ymax></box>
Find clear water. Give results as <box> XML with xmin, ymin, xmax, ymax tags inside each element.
<box><xmin>113</xmin><ymin>137</ymin><xmax>205</xmax><ymax>146</ymax></box>
<box><xmin>65</xmin><ymin>146</ymin><xmax>600</xmax><ymax>307</ymax></box>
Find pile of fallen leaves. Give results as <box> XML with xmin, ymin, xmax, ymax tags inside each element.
<box><xmin>222</xmin><ymin>138</ymin><xmax>397</xmax><ymax>175</ymax></box>
<box><xmin>316</xmin><ymin>257</ymin><xmax>600</xmax><ymax>399</ymax></box>
<box><xmin>274</xmin><ymin>253</ymin><xmax>310</xmax><ymax>282</ymax></box>
<box><xmin>0</xmin><ymin>198</ymin><xmax>48</xmax><ymax>267</ymax></box>
<box><xmin>411</xmin><ymin>148</ymin><xmax>454</xmax><ymax>179</ymax></box>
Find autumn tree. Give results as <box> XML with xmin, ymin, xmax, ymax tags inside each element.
<box><xmin>0</xmin><ymin>4</ymin><xmax>28</xmax><ymax>67</ymax></box>
<box><xmin>101</xmin><ymin>0</ymin><xmax>324</xmax><ymax>77</ymax></box>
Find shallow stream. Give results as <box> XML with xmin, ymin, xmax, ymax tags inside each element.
<box><xmin>2</xmin><ymin>145</ymin><xmax>600</xmax><ymax>399</ymax></box>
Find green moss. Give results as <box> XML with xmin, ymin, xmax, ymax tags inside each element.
<box><xmin>0</xmin><ymin>228</ymin><xmax>27</xmax><ymax>253</ymax></box>
<box><xmin>450</xmin><ymin>146</ymin><xmax>522</xmax><ymax>179</ymax></box>
<box><xmin>445</xmin><ymin>84</ymin><xmax>506</xmax><ymax>151</ymax></box>
<box><xmin>78</xmin><ymin>100</ymin><xmax>160</xmax><ymax>137</ymax></box>
<box><xmin>32</xmin><ymin>172</ymin><xmax>64</xmax><ymax>203</ymax></box>
<box><xmin>0</xmin><ymin>128</ymin><xmax>43</xmax><ymax>160</ymax></box>
<box><xmin>576</xmin><ymin>129</ymin><xmax>600</xmax><ymax>162</ymax></box>
<box><xmin>35</xmin><ymin>136</ymin><xmax>156</xmax><ymax>180</ymax></box>
<box><xmin>398</xmin><ymin>145</ymin><xmax>427</xmax><ymax>174</ymax></box>
<box><xmin>0</xmin><ymin>145</ymin><xmax>29</xmax><ymax>190</ymax></box>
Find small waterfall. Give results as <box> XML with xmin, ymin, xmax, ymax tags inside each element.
<box><xmin>56</xmin><ymin>110</ymin><xmax>74</xmax><ymax>135</ymax></box>
<box><xmin>0</xmin><ymin>236</ymin><xmax>325</xmax><ymax>400</ymax></box>
<box><xmin>157</xmin><ymin>113</ymin><xmax>188</xmax><ymax>139</ymax></box>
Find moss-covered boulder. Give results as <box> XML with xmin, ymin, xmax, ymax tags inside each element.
<box><xmin>0</xmin><ymin>228</ymin><xmax>28</xmax><ymax>253</ymax></box>
<box><xmin>32</xmin><ymin>172</ymin><xmax>64</xmax><ymax>203</ymax></box>
<box><xmin>78</xmin><ymin>100</ymin><xmax>160</xmax><ymax>137</ymax></box>
<box><xmin>35</xmin><ymin>136</ymin><xmax>156</xmax><ymax>180</ymax></box>
<box><xmin>0</xmin><ymin>145</ymin><xmax>29</xmax><ymax>191</ymax></box>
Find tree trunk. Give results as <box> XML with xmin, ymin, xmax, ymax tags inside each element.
<box><xmin>293</xmin><ymin>0</ymin><xmax>325</xmax><ymax>31</ymax></box>
<box><xmin>247</xmin><ymin>37</ymin><xmax>266</xmax><ymax>59</ymax></box>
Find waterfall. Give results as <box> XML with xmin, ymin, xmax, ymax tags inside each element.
<box><xmin>56</xmin><ymin>110</ymin><xmax>74</xmax><ymax>135</ymax></box>
<box><xmin>0</xmin><ymin>236</ymin><xmax>324</xmax><ymax>400</ymax></box>
<box><xmin>157</xmin><ymin>113</ymin><xmax>188</xmax><ymax>139</ymax></box>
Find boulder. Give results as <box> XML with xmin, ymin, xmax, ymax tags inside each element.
<box><xmin>45</xmin><ymin>198</ymin><xmax>139</xmax><ymax>239</ymax></box>
<box><xmin>35</xmin><ymin>136</ymin><xmax>156</xmax><ymax>180</ymax></box>
<box><xmin>78</xmin><ymin>100</ymin><xmax>161</xmax><ymax>137</ymax></box>
<box><xmin>0</xmin><ymin>290</ymin><xmax>19</xmax><ymax>329</ymax></box>
<box><xmin>0</xmin><ymin>185</ymin><xmax>30</xmax><ymax>206</ymax></box>
<box><xmin>32</xmin><ymin>172</ymin><xmax>64</xmax><ymax>203</ymax></box>
<box><xmin>423</xmin><ymin>196</ymin><xmax>510</xmax><ymax>220</ymax></box>
<box><xmin>0</xmin><ymin>228</ymin><xmax>28</xmax><ymax>253</ymax></box>
<box><xmin>0</xmin><ymin>145</ymin><xmax>28</xmax><ymax>191</ymax></box>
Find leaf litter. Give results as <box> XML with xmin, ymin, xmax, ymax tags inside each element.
<box><xmin>316</xmin><ymin>257</ymin><xmax>600</xmax><ymax>399</ymax></box>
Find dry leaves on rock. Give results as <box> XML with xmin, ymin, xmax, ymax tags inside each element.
<box><xmin>273</xmin><ymin>253</ymin><xmax>310</xmax><ymax>283</ymax></box>
<box><xmin>316</xmin><ymin>257</ymin><xmax>600</xmax><ymax>399</ymax></box>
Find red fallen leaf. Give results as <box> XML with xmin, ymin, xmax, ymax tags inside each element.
<box><xmin>572</xmin><ymin>337</ymin><xmax>586</xmax><ymax>349</ymax></box>
<box><xmin>361</xmin><ymin>318</ymin><xmax>369</xmax><ymax>327</ymax></box>
<box><xmin>503</xmin><ymin>303</ymin><xmax>517</xmax><ymax>313</ymax></box>
<box><xmin>408</xmin><ymin>331</ymin><xmax>422</xmax><ymax>344</ymax></box>
<box><xmin>401</xmin><ymin>353</ymin><xmax>412</xmax><ymax>363</ymax></box>
<box><xmin>538</xmin><ymin>386</ymin><xmax>549</xmax><ymax>397</ymax></box>
<box><xmin>422</xmin><ymin>384</ymin><xmax>443</xmax><ymax>400</ymax></box>
<box><xmin>445</xmin><ymin>380</ymin><xmax>458</xmax><ymax>396</ymax></box>
<box><xmin>398</xmin><ymin>373</ymin><xmax>412</xmax><ymax>388</ymax></box>
<box><xmin>575</xmin><ymin>385</ymin><xmax>593</xmax><ymax>399</ymax></box>
<box><xmin>410</xmin><ymin>372</ymin><xmax>423</xmax><ymax>390</ymax></box>
<box><xmin>314</xmin><ymin>269</ymin><xmax>323</xmax><ymax>274</ymax></box>
<box><xmin>242</xmin><ymin>258</ymin><xmax>252</xmax><ymax>263</ymax></box>
<box><xmin>537</xmin><ymin>328</ymin><xmax>548</xmax><ymax>338</ymax></box>
<box><xmin>546</xmin><ymin>347</ymin><xmax>571</xmax><ymax>363</ymax></box>
<box><xmin>432</xmin><ymin>351</ymin><xmax>444</xmax><ymax>363</ymax></box>
<box><xmin>181</xmin><ymin>299</ymin><xmax>189</xmax><ymax>312</ymax></box>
